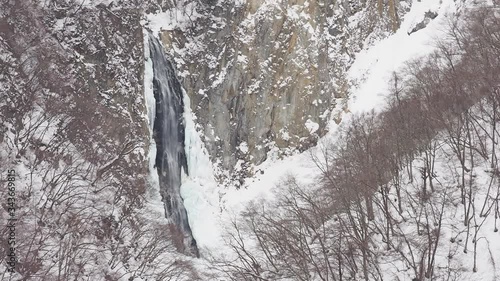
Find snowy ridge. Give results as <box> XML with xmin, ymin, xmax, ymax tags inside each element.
<box><xmin>348</xmin><ymin>0</ymin><xmax>461</xmax><ymax>113</ymax></box>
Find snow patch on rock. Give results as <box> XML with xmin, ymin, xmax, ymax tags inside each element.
<box><xmin>305</xmin><ymin>119</ymin><xmax>319</xmax><ymax>134</ymax></box>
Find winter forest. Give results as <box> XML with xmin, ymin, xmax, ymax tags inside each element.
<box><xmin>1</xmin><ymin>0</ymin><xmax>500</xmax><ymax>280</ymax></box>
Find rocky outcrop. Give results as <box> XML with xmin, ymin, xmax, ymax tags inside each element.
<box><xmin>152</xmin><ymin>0</ymin><xmax>409</xmax><ymax>185</ymax></box>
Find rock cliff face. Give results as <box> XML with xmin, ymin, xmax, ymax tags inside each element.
<box><xmin>154</xmin><ymin>0</ymin><xmax>408</xmax><ymax>185</ymax></box>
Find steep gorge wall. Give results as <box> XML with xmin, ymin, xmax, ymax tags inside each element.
<box><xmin>155</xmin><ymin>0</ymin><xmax>409</xmax><ymax>185</ymax></box>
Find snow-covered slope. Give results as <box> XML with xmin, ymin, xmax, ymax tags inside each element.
<box><xmin>2</xmin><ymin>0</ymin><xmax>497</xmax><ymax>280</ymax></box>
<box><xmin>181</xmin><ymin>0</ymin><xmax>460</xmax><ymax>249</ymax></box>
<box><xmin>179</xmin><ymin>0</ymin><xmax>500</xmax><ymax>280</ymax></box>
<box><xmin>348</xmin><ymin>0</ymin><xmax>460</xmax><ymax>113</ymax></box>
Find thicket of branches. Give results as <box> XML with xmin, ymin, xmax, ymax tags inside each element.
<box><xmin>219</xmin><ymin>7</ymin><xmax>500</xmax><ymax>281</ymax></box>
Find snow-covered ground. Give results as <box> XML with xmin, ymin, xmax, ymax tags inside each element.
<box><xmin>376</xmin><ymin>132</ymin><xmax>500</xmax><ymax>280</ymax></box>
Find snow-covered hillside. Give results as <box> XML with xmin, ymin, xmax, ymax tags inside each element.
<box><xmin>182</xmin><ymin>0</ymin><xmax>461</xmax><ymax>252</ymax></box>
<box><xmin>2</xmin><ymin>0</ymin><xmax>499</xmax><ymax>280</ymax></box>
<box><xmin>178</xmin><ymin>0</ymin><xmax>500</xmax><ymax>280</ymax></box>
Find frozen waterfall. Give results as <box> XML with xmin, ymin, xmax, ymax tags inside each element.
<box><xmin>148</xmin><ymin>34</ymin><xmax>198</xmax><ymax>257</ymax></box>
